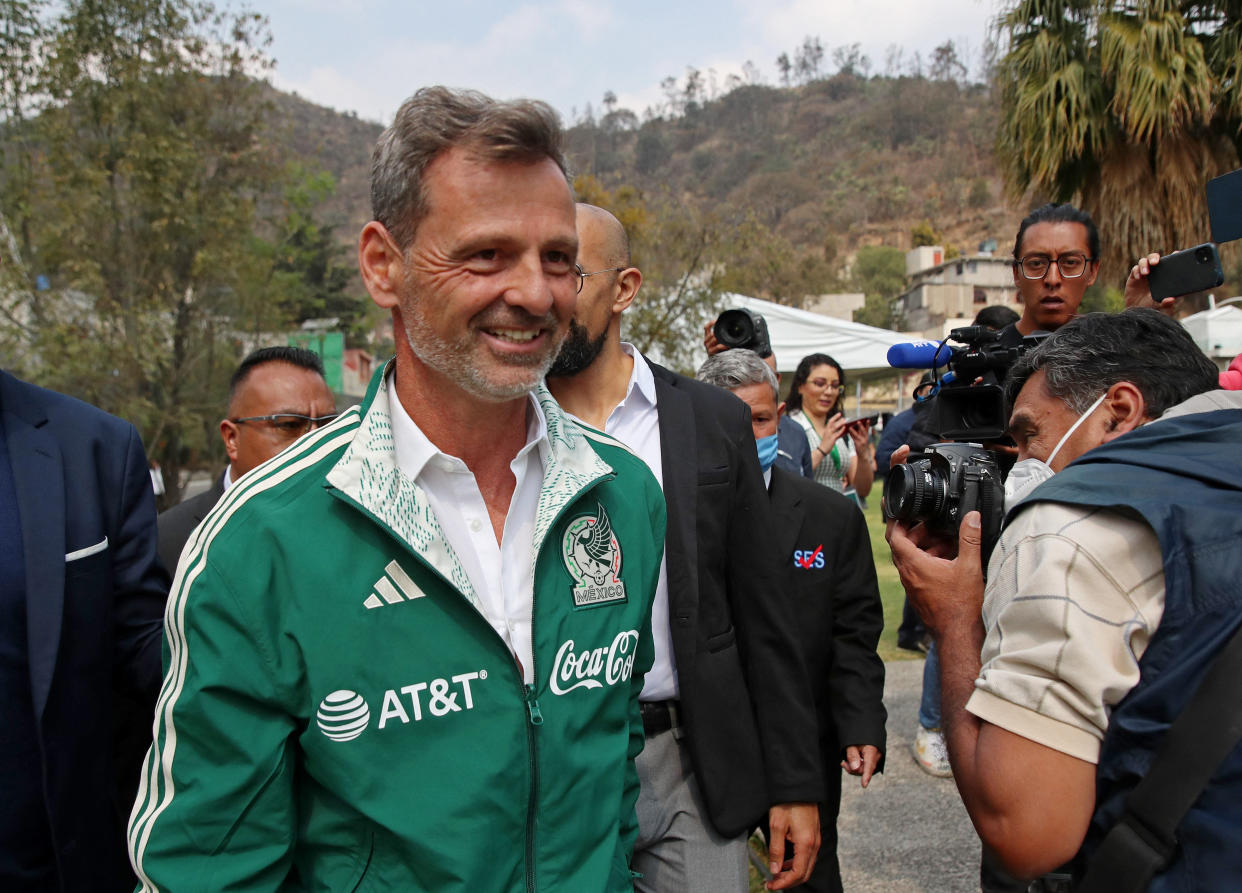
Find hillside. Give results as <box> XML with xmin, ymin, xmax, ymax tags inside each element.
<box><xmin>266</xmin><ymin>87</ymin><xmax>384</xmax><ymax>237</ymax></box>
<box><xmin>273</xmin><ymin>72</ymin><xmax>1024</xmax><ymax>304</ymax></box>
<box><xmin>563</xmin><ymin>72</ymin><xmax>1022</xmax><ymax>271</ymax></box>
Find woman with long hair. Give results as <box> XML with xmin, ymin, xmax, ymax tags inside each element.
<box><xmin>785</xmin><ymin>353</ymin><xmax>875</xmax><ymax>503</ymax></box>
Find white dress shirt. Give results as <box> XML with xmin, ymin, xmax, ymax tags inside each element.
<box><xmin>386</xmin><ymin>374</ymin><xmax>548</xmax><ymax>685</ymax></box>
<box><xmin>562</xmin><ymin>344</ymin><xmax>677</xmax><ymax>701</ymax></box>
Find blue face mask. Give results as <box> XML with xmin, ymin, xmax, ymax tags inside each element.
<box><xmin>756</xmin><ymin>433</ymin><xmax>779</xmax><ymax>472</ymax></box>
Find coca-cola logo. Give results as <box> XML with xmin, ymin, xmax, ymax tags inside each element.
<box><xmin>549</xmin><ymin>629</ymin><xmax>640</xmax><ymax>695</ymax></box>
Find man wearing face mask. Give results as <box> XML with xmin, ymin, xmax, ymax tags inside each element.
<box><xmin>887</xmin><ymin>309</ymin><xmax>1242</xmax><ymax>890</ymax></box>
<box><xmin>697</xmin><ymin>348</ymin><xmax>886</xmax><ymax>893</ymax></box>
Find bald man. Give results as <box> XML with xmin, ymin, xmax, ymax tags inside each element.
<box><xmin>547</xmin><ymin>205</ymin><xmax>822</xmax><ymax>892</ymax></box>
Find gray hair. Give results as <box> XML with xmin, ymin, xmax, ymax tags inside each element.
<box><xmin>1005</xmin><ymin>309</ymin><xmax>1218</xmax><ymax>416</ymax></box>
<box><xmin>697</xmin><ymin>349</ymin><xmax>779</xmax><ymax>402</ymax></box>
<box><xmin>371</xmin><ymin>86</ymin><xmax>569</xmax><ymax>249</ymax></box>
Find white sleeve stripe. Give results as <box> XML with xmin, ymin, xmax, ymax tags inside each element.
<box><xmin>130</xmin><ymin>408</ymin><xmax>360</xmax><ymax>837</ymax></box>
<box><xmin>128</xmin><ymin>419</ymin><xmax>359</xmax><ymax>886</ymax></box>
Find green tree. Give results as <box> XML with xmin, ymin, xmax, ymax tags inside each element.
<box><xmin>911</xmin><ymin>220</ymin><xmax>941</xmax><ymax>247</ymax></box>
<box><xmin>850</xmin><ymin>245</ymin><xmax>907</xmax><ymax>329</ymax></box>
<box><xmin>260</xmin><ymin>165</ymin><xmax>369</xmax><ymax>344</ymax></box>
<box><xmin>995</xmin><ymin>0</ymin><xmax>1242</xmax><ymax>282</ymax></box>
<box><xmin>0</xmin><ymin>0</ymin><xmax>287</xmax><ymax>499</ymax></box>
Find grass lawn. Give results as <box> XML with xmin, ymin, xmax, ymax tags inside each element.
<box><xmin>861</xmin><ymin>493</ymin><xmax>920</xmax><ymax>663</ymax></box>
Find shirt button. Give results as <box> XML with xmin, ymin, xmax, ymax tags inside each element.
<box><xmin>469</xmin><ymin>519</ymin><xmax>483</xmax><ymax>532</ymax></box>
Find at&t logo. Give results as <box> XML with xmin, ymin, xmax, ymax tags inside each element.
<box><xmin>316</xmin><ymin>690</ymin><xmax>371</xmax><ymax>742</ymax></box>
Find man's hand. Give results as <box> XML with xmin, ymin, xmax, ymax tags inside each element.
<box><xmin>766</xmin><ymin>802</ymin><xmax>820</xmax><ymax>889</ymax></box>
<box><xmin>883</xmin><ymin>445</ymin><xmax>984</xmax><ymax>632</ymax></box>
<box><xmin>886</xmin><ymin>510</ymin><xmax>985</xmax><ymax>634</ymax></box>
<box><xmin>841</xmin><ymin>745</ymin><xmax>882</xmax><ymax>787</ymax></box>
<box><xmin>703</xmin><ymin>320</ymin><xmax>725</xmax><ymax>356</ymax></box>
<box><xmin>1125</xmin><ymin>252</ymin><xmax>1179</xmax><ymax>316</ymax></box>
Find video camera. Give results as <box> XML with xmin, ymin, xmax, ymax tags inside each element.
<box><xmin>886</xmin><ymin>325</ymin><xmax>1047</xmax><ymax>441</ymax></box>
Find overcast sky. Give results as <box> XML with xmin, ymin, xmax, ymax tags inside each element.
<box><xmin>259</xmin><ymin>0</ymin><xmax>1002</xmax><ymax>126</ymax></box>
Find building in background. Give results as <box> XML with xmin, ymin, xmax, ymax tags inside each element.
<box><xmin>895</xmin><ymin>242</ymin><xmax>1018</xmax><ymax>338</ymax></box>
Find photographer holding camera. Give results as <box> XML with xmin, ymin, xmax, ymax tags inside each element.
<box><xmin>886</xmin><ymin>309</ymin><xmax>1242</xmax><ymax>890</ymax></box>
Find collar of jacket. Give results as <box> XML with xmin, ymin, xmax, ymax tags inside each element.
<box><xmin>326</xmin><ymin>360</ymin><xmax>618</xmax><ymax>609</ymax></box>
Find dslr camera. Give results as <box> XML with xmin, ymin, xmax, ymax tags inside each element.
<box><xmin>713</xmin><ymin>308</ymin><xmax>772</xmax><ymax>357</ymax></box>
<box><xmin>883</xmin><ymin>442</ymin><xmax>1004</xmax><ymax>558</ymax></box>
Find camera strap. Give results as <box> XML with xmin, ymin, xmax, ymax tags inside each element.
<box><xmin>1075</xmin><ymin>617</ymin><xmax>1242</xmax><ymax>892</ymax></box>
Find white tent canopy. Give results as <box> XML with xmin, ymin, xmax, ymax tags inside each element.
<box><xmin>1181</xmin><ymin>298</ymin><xmax>1242</xmax><ymax>361</ymax></box>
<box><xmin>723</xmin><ymin>293</ymin><xmax>912</xmax><ymax>375</ymax></box>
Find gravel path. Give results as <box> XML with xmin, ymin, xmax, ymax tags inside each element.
<box><xmin>837</xmin><ymin>658</ymin><xmax>982</xmax><ymax>892</ymax></box>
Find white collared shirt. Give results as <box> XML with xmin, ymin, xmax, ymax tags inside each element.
<box><xmin>386</xmin><ymin>374</ymin><xmax>548</xmax><ymax>685</ymax></box>
<box><xmin>562</xmin><ymin>343</ymin><xmax>676</xmax><ymax>701</ymax></box>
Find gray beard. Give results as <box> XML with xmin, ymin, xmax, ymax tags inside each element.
<box><xmin>402</xmin><ymin>307</ymin><xmax>558</xmax><ymax>402</ymax></box>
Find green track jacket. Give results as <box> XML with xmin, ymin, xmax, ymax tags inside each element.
<box><xmin>128</xmin><ymin>366</ymin><xmax>665</xmax><ymax>892</ymax></box>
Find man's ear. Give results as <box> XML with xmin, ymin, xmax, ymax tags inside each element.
<box><xmin>1100</xmin><ymin>381</ymin><xmax>1148</xmax><ymax>442</ymax></box>
<box><xmin>612</xmin><ymin>267</ymin><xmax>643</xmax><ymax>315</ymax></box>
<box><xmin>777</xmin><ymin>400</ymin><xmax>787</xmax><ymax>418</ymax></box>
<box><xmin>220</xmin><ymin>419</ymin><xmax>240</xmax><ymax>463</ymax></box>
<box><xmin>358</xmin><ymin>221</ymin><xmax>404</xmax><ymax>310</ymax></box>
<box><xmin>1084</xmin><ymin>260</ymin><xmax>1100</xmax><ymax>288</ymax></box>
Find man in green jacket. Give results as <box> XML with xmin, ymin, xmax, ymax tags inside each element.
<box><xmin>127</xmin><ymin>86</ymin><xmax>665</xmax><ymax>892</ymax></box>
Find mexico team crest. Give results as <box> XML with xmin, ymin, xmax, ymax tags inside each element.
<box><xmin>563</xmin><ymin>503</ymin><xmax>628</xmax><ymax>608</ymax></box>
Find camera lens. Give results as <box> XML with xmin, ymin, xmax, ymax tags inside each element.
<box><xmin>883</xmin><ymin>462</ymin><xmax>945</xmax><ymax>523</ymax></box>
<box><xmin>714</xmin><ymin>309</ymin><xmax>756</xmax><ymax>349</ymax></box>
<box><xmin>1195</xmin><ymin>246</ymin><xmax>1211</xmax><ymax>264</ymax></box>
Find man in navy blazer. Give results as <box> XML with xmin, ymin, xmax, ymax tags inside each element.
<box><xmin>0</xmin><ymin>369</ymin><xmax>167</xmax><ymax>892</ymax></box>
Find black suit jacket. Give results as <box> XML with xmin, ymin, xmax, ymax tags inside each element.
<box><xmin>769</xmin><ymin>469</ymin><xmax>886</xmax><ymax>768</ymax></box>
<box><xmin>649</xmin><ymin>360</ymin><xmax>821</xmax><ymax>837</ymax></box>
<box><xmin>157</xmin><ymin>473</ymin><xmax>226</xmax><ymax>574</ymax></box>
<box><xmin>767</xmin><ymin>468</ymin><xmax>887</xmax><ymax>893</ymax></box>
<box><xmin>0</xmin><ymin>370</ymin><xmax>167</xmax><ymax>892</ymax></box>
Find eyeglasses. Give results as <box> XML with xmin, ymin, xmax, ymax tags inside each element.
<box><xmin>809</xmin><ymin>379</ymin><xmax>842</xmax><ymax>391</ymax></box>
<box><xmin>574</xmin><ymin>263</ymin><xmax>627</xmax><ymax>294</ymax></box>
<box><xmin>230</xmin><ymin>412</ymin><xmax>339</xmax><ymax>438</ymax></box>
<box><xmin>1015</xmin><ymin>253</ymin><xmax>1093</xmax><ymax>280</ymax></box>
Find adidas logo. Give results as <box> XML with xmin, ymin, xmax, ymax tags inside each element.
<box><xmin>363</xmin><ymin>560</ymin><xmax>426</xmax><ymax>610</ymax></box>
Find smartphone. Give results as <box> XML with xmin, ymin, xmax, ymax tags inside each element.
<box><xmin>845</xmin><ymin>414</ymin><xmax>879</xmax><ymax>427</ymax></box>
<box><xmin>1147</xmin><ymin>243</ymin><xmax>1224</xmax><ymax>301</ymax></box>
<box><xmin>1207</xmin><ymin>168</ymin><xmax>1242</xmax><ymax>245</ymax></box>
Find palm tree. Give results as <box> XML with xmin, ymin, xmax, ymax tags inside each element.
<box><xmin>995</xmin><ymin>0</ymin><xmax>1242</xmax><ymax>283</ymax></box>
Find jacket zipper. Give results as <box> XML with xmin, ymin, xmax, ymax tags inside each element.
<box><xmin>522</xmin><ymin>681</ymin><xmax>543</xmax><ymax>893</ymax></box>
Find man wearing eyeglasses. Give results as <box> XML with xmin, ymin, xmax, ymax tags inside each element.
<box><xmin>996</xmin><ymin>203</ymin><xmax>1100</xmax><ymax>349</ymax></box>
<box><xmin>156</xmin><ymin>346</ymin><xmax>335</xmax><ymax>574</ymax></box>
<box><xmin>547</xmin><ymin>204</ymin><xmax>821</xmax><ymax>892</ymax></box>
